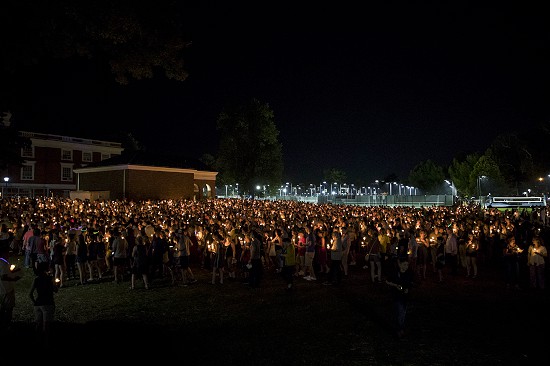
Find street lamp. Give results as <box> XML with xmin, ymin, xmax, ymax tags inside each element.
<box><xmin>444</xmin><ymin>180</ymin><xmax>456</xmax><ymax>196</ymax></box>
<box><xmin>2</xmin><ymin>176</ymin><xmax>9</xmax><ymax>198</ymax></box>
<box><xmin>477</xmin><ymin>176</ymin><xmax>487</xmax><ymax>203</ymax></box>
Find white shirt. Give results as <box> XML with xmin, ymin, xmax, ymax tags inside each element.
<box><xmin>528</xmin><ymin>245</ymin><xmax>547</xmax><ymax>266</ymax></box>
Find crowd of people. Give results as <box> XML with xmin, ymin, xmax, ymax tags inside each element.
<box><xmin>1</xmin><ymin>195</ymin><xmax>548</xmax><ymax>339</ymax></box>
<box><xmin>1</xmin><ymin>196</ymin><xmax>548</xmax><ymax>293</ymax></box>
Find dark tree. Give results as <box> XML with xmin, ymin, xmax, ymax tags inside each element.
<box><xmin>216</xmin><ymin>99</ymin><xmax>283</xmax><ymax>197</ymax></box>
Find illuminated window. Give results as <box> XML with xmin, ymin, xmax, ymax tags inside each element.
<box><xmin>61</xmin><ymin>149</ymin><xmax>73</xmax><ymax>161</ymax></box>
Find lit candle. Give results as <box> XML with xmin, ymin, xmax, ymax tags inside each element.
<box><xmin>10</xmin><ymin>264</ymin><xmax>15</xmax><ymax>271</ymax></box>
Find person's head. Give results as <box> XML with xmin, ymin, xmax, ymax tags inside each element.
<box><xmin>533</xmin><ymin>236</ymin><xmax>543</xmax><ymax>247</ymax></box>
<box><xmin>398</xmin><ymin>258</ymin><xmax>409</xmax><ymax>272</ymax></box>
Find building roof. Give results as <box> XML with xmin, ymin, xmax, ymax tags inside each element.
<box><xmin>81</xmin><ymin>150</ymin><xmax>215</xmax><ymax>172</ymax></box>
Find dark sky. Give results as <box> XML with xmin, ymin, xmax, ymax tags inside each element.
<box><xmin>14</xmin><ymin>3</ymin><xmax>550</xmax><ymax>184</ymax></box>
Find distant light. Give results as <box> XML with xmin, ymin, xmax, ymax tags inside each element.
<box><xmin>3</xmin><ymin>177</ymin><xmax>8</xmax><ymax>183</ymax></box>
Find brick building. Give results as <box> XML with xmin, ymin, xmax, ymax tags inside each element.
<box><xmin>73</xmin><ymin>151</ymin><xmax>217</xmax><ymax>201</ymax></box>
<box><xmin>1</xmin><ymin>131</ymin><xmax>123</xmax><ymax>198</ymax></box>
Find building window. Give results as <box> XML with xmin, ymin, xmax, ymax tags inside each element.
<box><xmin>21</xmin><ymin>145</ymin><xmax>34</xmax><ymax>158</ymax></box>
<box><xmin>21</xmin><ymin>164</ymin><xmax>34</xmax><ymax>180</ymax></box>
<box><xmin>82</xmin><ymin>151</ymin><xmax>93</xmax><ymax>162</ymax></box>
<box><xmin>101</xmin><ymin>153</ymin><xmax>110</xmax><ymax>161</ymax></box>
<box><xmin>61</xmin><ymin>149</ymin><xmax>73</xmax><ymax>161</ymax></box>
<box><xmin>61</xmin><ymin>165</ymin><xmax>73</xmax><ymax>182</ymax></box>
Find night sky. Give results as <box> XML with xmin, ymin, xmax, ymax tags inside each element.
<box><xmin>12</xmin><ymin>3</ymin><xmax>550</xmax><ymax>184</ymax></box>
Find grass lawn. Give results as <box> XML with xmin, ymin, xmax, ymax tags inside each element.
<box><xmin>3</xmin><ymin>254</ymin><xmax>549</xmax><ymax>365</ymax></box>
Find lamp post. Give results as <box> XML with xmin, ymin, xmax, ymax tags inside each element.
<box><xmin>444</xmin><ymin>180</ymin><xmax>456</xmax><ymax>196</ymax></box>
<box><xmin>477</xmin><ymin>176</ymin><xmax>486</xmax><ymax>203</ymax></box>
<box><xmin>2</xmin><ymin>177</ymin><xmax>9</xmax><ymax>198</ymax></box>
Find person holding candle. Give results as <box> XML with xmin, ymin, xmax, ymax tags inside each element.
<box><xmin>465</xmin><ymin>232</ymin><xmax>479</xmax><ymax>279</ymax></box>
<box><xmin>365</xmin><ymin>227</ymin><xmax>382</xmax><ymax>283</ymax></box>
<box><xmin>302</xmin><ymin>226</ymin><xmax>317</xmax><ymax>281</ymax></box>
<box><xmin>445</xmin><ymin>226</ymin><xmax>458</xmax><ymax>276</ymax></box>
<box><xmin>246</xmin><ymin>231</ymin><xmax>263</xmax><ymax>288</ymax></box>
<box><xmin>323</xmin><ymin>230</ymin><xmax>343</xmax><ymax>286</ymax></box>
<box><xmin>316</xmin><ymin>228</ymin><xmax>329</xmax><ymax>278</ymax></box>
<box><xmin>50</xmin><ymin>233</ymin><xmax>66</xmax><ymax>287</ymax></box>
<box><xmin>417</xmin><ymin>229</ymin><xmax>430</xmax><ymax>280</ymax></box>
<box><xmin>211</xmin><ymin>233</ymin><xmax>225</xmax><ymax>285</ymax></box>
<box><xmin>527</xmin><ymin>236</ymin><xmax>546</xmax><ymax>289</ymax></box>
<box><xmin>503</xmin><ymin>236</ymin><xmax>522</xmax><ymax>289</ymax></box>
<box><xmin>280</xmin><ymin>236</ymin><xmax>296</xmax><ymax>290</ymax></box>
<box><xmin>0</xmin><ymin>245</ymin><xmax>22</xmax><ymax>331</ymax></box>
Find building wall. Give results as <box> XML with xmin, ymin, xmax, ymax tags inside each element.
<box><xmin>78</xmin><ymin>170</ymin><xmax>125</xmax><ymax>199</ymax></box>
<box><xmin>76</xmin><ymin>170</ymin><xmax>216</xmax><ymax>201</ymax></box>
<box><xmin>127</xmin><ymin>170</ymin><xmax>195</xmax><ymax>200</ymax></box>
<box><xmin>3</xmin><ymin>131</ymin><xmax>123</xmax><ymax>198</ymax></box>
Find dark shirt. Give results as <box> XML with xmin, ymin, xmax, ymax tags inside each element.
<box><xmin>32</xmin><ymin>274</ymin><xmax>56</xmax><ymax>306</ymax></box>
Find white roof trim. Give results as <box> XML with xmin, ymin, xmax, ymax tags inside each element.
<box><xmin>74</xmin><ymin>164</ymin><xmax>217</xmax><ymax>179</ymax></box>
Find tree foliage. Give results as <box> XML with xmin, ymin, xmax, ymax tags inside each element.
<box><xmin>471</xmin><ymin>153</ymin><xmax>507</xmax><ymax>196</ymax></box>
<box><xmin>487</xmin><ymin>133</ymin><xmax>534</xmax><ymax>192</ymax></box>
<box><xmin>408</xmin><ymin>160</ymin><xmax>445</xmax><ymax>194</ymax></box>
<box><xmin>216</xmin><ymin>99</ymin><xmax>283</xmax><ymax>196</ymax></box>
<box><xmin>323</xmin><ymin>168</ymin><xmax>347</xmax><ymax>185</ymax></box>
<box><xmin>449</xmin><ymin>153</ymin><xmax>480</xmax><ymax>198</ymax></box>
<box><xmin>0</xmin><ymin>0</ymin><xmax>191</xmax><ymax>110</ymax></box>
<box><xmin>0</xmin><ymin>125</ymin><xmax>31</xmax><ymax>170</ymax></box>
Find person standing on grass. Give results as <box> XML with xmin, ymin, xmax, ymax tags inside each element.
<box><xmin>303</xmin><ymin>226</ymin><xmax>317</xmax><ymax>281</ymax></box>
<box><xmin>465</xmin><ymin>232</ymin><xmax>479</xmax><ymax>279</ymax></box>
<box><xmin>445</xmin><ymin>226</ymin><xmax>458</xmax><ymax>275</ymax></box>
<box><xmin>51</xmin><ymin>233</ymin><xmax>66</xmax><ymax>287</ymax></box>
<box><xmin>86</xmin><ymin>233</ymin><xmax>103</xmax><ymax>282</ymax></box>
<box><xmin>175</xmin><ymin>226</ymin><xmax>197</xmax><ymax>286</ymax></box>
<box><xmin>385</xmin><ymin>258</ymin><xmax>413</xmax><ymax>339</ymax></box>
<box><xmin>29</xmin><ymin>261</ymin><xmax>58</xmax><ymax>347</ymax></box>
<box><xmin>75</xmin><ymin>232</ymin><xmax>89</xmax><ymax>285</ymax></box>
<box><xmin>323</xmin><ymin>230</ymin><xmax>343</xmax><ymax>286</ymax></box>
<box><xmin>316</xmin><ymin>229</ymin><xmax>329</xmax><ymax>278</ymax></box>
<box><xmin>130</xmin><ymin>235</ymin><xmax>150</xmax><ymax>290</ymax></box>
<box><xmin>280</xmin><ymin>236</ymin><xmax>295</xmax><ymax>290</ymax></box>
<box><xmin>0</xmin><ymin>245</ymin><xmax>22</xmax><ymax>331</ymax></box>
<box><xmin>340</xmin><ymin>226</ymin><xmax>351</xmax><ymax>278</ymax></box>
<box><xmin>64</xmin><ymin>233</ymin><xmax>77</xmax><ymax>281</ymax></box>
<box><xmin>527</xmin><ymin>236</ymin><xmax>546</xmax><ymax>289</ymax></box>
<box><xmin>247</xmin><ymin>231</ymin><xmax>263</xmax><ymax>288</ymax></box>
<box><xmin>211</xmin><ymin>233</ymin><xmax>225</xmax><ymax>285</ymax></box>
<box><xmin>503</xmin><ymin>236</ymin><xmax>522</xmax><ymax>289</ymax></box>
<box><xmin>112</xmin><ymin>229</ymin><xmax>129</xmax><ymax>284</ymax></box>
<box><xmin>366</xmin><ymin>228</ymin><xmax>382</xmax><ymax>283</ymax></box>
